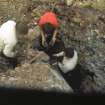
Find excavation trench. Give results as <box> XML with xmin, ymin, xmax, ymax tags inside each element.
<box><xmin>0</xmin><ymin>1</ymin><xmax>105</xmax><ymax>93</ymax></box>
<box><xmin>51</xmin><ymin>63</ymin><xmax>95</xmax><ymax>93</ymax></box>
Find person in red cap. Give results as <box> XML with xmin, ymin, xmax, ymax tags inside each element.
<box><xmin>32</xmin><ymin>11</ymin><xmax>65</xmax><ymax>65</ymax></box>
<box><xmin>38</xmin><ymin>11</ymin><xmax>59</xmax><ymax>47</ymax></box>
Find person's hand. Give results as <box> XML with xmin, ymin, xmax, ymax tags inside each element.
<box><xmin>49</xmin><ymin>38</ymin><xmax>55</xmax><ymax>46</ymax></box>
<box><xmin>42</xmin><ymin>40</ymin><xmax>48</xmax><ymax>48</ymax></box>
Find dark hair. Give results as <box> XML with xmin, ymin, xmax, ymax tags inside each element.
<box><xmin>16</xmin><ymin>21</ymin><xmax>28</xmax><ymax>35</ymax></box>
<box><xmin>45</xmin><ymin>40</ymin><xmax>65</xmax><ymax>55</ymax></box>
<box><xmin>42</xmin><ymin>23</ymin><xmax>55</xmax><ymax>35</ymax></box>
<box><xmin>65</xmin><ymin>47</ymin><xmax>74</xmax><ymax>58</ymax></box>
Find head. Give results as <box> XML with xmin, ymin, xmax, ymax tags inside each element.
<box><xmin>42</xmin><ymin>23</ymin><xmax>56</xmax><ymax>38</ymax></box>
<box><xmin>64</xmin><ymin>47</ymin><xmax>75</xmax><ymax>58</ymax></box>
<box><xmin>16</xmin><ymin>21</ymin><xmax>28</xmax><ymax>36</ymax></box>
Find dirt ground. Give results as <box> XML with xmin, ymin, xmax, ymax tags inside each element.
<box><xmin>0</xmin><ymin>0</ymin><xmax>105</xmax><ymax>94</ymax></box>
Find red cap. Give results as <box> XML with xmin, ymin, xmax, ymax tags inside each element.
<box><xmin>38</xmin><ymin>11</ymin><xmax>59</xmax><ymax>28</ymax></box>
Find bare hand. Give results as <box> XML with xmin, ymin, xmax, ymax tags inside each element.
<box><xmin>42</xmin><ymin>40</ymin><xmax>48</xmax><ymax>48</ymax></box>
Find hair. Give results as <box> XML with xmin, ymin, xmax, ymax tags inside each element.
<box><xmin>42</xmin><ymin>23</ymin><xmax>55</xmax><ymax>35</ymax></box>
<box><xmin>45</xmin><ymin>39</ymin><xmax>65</xmax><ymax>55</ymax></box>
<box><xmin>16</xmin><ymin>21</ymin><xmax>28</xmax><ymax>35</ymax></box>
<box><xmin>65</xmin><ymin>47</ymin><xmax>74</xmax><ymax>58</ymax></box>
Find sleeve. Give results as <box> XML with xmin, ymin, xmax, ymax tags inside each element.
<box><xmin>32</xmin><ymin>37</ymin><xmax>44</xmax><ymax>51</ymax></box>
<box><xmin>3</xmin><ymin>43</ymin><xmax>16</xmax><ymax>58</ymax></box>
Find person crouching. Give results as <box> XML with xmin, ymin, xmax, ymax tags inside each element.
<box><xmin>0</xmin><ymin>20</ymin><xmax>28</xmax><ymax>70</ymax></box>
<box><xmin>38</xmin><ymin>11</ymin><xmax>59</xmax><ymax>47</ymax></box>
<box><xmin>32</xmin><ymin>11</ymin><xmax>61</xmax><ymax>50</ymax></box>
<box><xmin>53</xmin><ymin>47</ymin><xmax>78</xmax><ymax>73</ymax></box>
<box><xmin>32</xmin><ymin>11</ymin><xmax>66</xmax><ymax>64</ymax></box>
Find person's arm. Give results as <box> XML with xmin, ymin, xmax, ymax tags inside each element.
<box><xmin>49</xmin><ymin>29</ymin><xmax>58</xmax><ymax>46</ymax></box>
<box><xmin>3</xmin><ymin>43</ymin><xmax>16</xmax><ymax>58</ymax></box>
<box><xmin>40</xmin><ymin>28</ymin><xmax>48</xmax><ymax>47</ymax></box>
<box><xmin>53</xmin><ymin>29</ymin><xmax>58</xmax><ymax>41</ymax></box>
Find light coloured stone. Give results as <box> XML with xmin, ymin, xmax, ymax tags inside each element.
<box><xmin>65</xmin><ymin>0</ymin><xmax>74</xmax><ymax>6</ymax></box>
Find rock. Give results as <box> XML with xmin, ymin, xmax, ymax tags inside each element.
<box><xmin>0</xmin><ymin>62</ymin><xmax>73</xmax><ymax>93</ymax></box>
<box><xmin>33</xmin><ymin>51</ymin><xmax>49</xmax><ymax>63</ymax></box>
<box><xmin>92</xmin><ymin>0</ymin><xmax>105</xmax><ymax>11</ymax></box>
<box><xmin>0</xmin><ymin>0</ymin><xmax>31</xmax><ymax>20</ymax></box>
<box><xmin>72</xmin><ymin>0</ymin><xmax>105</xmax><ymax>11</ymax></box>
<box><xmin>27</xmin><ymin>50</ymin><xmax>50</xmax><ymax>64</ymax></box>
<box><xmin>27</xmin><ymin>27</ymin><xmax>40</xmax><ymax>42</ymax></box>
<box><xmin>65</xmin><ymin>0</ymin><xmax>74</xmax><ymax>6</ymax></box>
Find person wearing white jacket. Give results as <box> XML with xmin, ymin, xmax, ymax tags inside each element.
<box><xmin>0</xmin><ymin>20</ymin><xmax>17</xmax><ymax>58</ymax></box>
<box><xmin>53</xmin><ymin>47</ymin><xmax>78</xmax><ymax>73</ymax></box>
<box><xmin>0</xmin><ymin>20</ymin><xmax>28</xmax><ymax>69</ymax></box>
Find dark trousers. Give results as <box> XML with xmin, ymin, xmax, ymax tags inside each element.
<box><xmin>32</xmin><ymin>36</ymin><xmax>65</xmax><ymax>64</ymax></box>
<box><xmin>0</xmin><ymin>52</ymin><xmax>18</xmax><ymax>71</ymax></box>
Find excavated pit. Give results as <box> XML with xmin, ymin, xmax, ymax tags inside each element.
<box><xmin>0</xmin><ymin>0</ymin><xmax>105</xmax><ymax>94</ymax></box>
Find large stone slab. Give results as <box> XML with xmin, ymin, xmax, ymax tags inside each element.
<box><xmin>0</xmin><ymin>51</ymin><xmax>73</xmax><ymax>93</ymax></box>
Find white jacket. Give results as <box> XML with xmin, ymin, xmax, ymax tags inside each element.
<box><xmin>0</xmin><ymin>20</ymin><xmax>17</xmax><ymax>58</ymax></box>
<box><xmin>58</xmin><ymin>50</ymin><xmax>78</xmax><ymax>73</ymax></box>
<box><xmin>53</xmin><ymin>49</ymin><xmax>78</xmax><ymax>73</ymax></box>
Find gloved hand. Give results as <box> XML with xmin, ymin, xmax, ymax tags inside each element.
<box><xmin>42</xmin><ymin>40</ymin><xmax>48</xmax><ymax>48</ymax></box>
<box><xmin>49</xmin><ymin>39</ymin><xmax>55</xmax><ymax>47</ymax></box>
